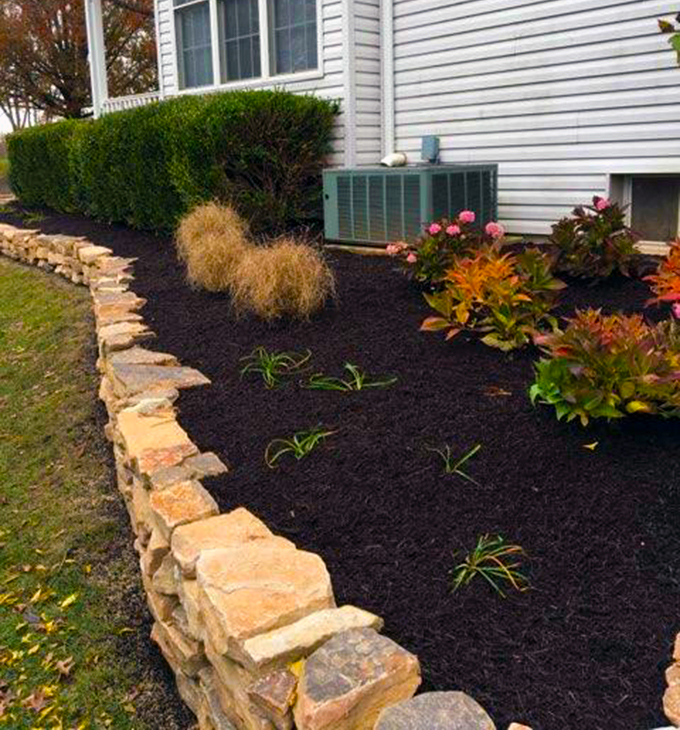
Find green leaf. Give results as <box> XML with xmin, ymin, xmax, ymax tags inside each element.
<box><xmin>420</xmin><ymin>316</ymin><xmax>450</xmax><ymax>332</ymax></box>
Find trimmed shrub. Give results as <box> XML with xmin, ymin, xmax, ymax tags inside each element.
<box><xmin>7</xmin><ymin>90</ymin><xmax>339</xmax><ymax>234</ymax></box>
<box><xmin>231</xmin><ymin>238</ymin><xmax>336</xmax><ymax>320</ymax></box>
<box><xmin>175</xmin><ymin>202</ymin><xmax>249</xmax><ymax>291</ymax></box>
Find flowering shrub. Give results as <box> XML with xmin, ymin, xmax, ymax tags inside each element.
<box><xmin>530</xmin><ymin>309</ymin><xmax>680</xmax><ymax>425</ymax></box>
<box><xmin>645</xmin><ymin>239</ymin><xmax>680</xmax><ymax>306</ymax></box>
<box><xmin>420</xmin><ymin>244</ymin><xmax>564</xmax><ymax>351</ymax></box>
<box><xmin>550</xmin><ymin>196</ymin><xmax>638</xmax><ymax>279</ymax></box>
<box><xmin>386</xmin><ymin>211</ymin><xmax>505</xmax><ymax>287</ymax></box>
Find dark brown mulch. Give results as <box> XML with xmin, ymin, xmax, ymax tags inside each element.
<box><xmin>3</xmin><ymin>203</ymin><xmax>679</xmax><ymax>730</ymax></box>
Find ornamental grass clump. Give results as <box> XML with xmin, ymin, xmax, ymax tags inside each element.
<box><xmin>175</xmin><ymin>202</ymin><xmax>250</xmax><ymax>291</ymax></box>
<box><xmin>452</xmin><ymin>534</ymin><xmax>529</xmax><ymax>597</ymax></box>
<box><xmin>386</xmin><ymin>211</ymin><xmax>505</xmax><ymax>288</ymax></box>
<box><xmin>421</xmin><ymin>244</ymin><xmax>565</xmax><ymax>351</ymax></box>
<box><xmin>550</xmin><ymin>196</ymin><xmax>638</xmax><ymax>280</ymax></box>
<box><xmin>530</xmin><ymin>309</ymin><xmax>680</xmax><ymax>425</ymax></box>
<box><xmin>232</xmin><ymin>238</ymin><xmax>336</xmax><ymax>321</ymax></box>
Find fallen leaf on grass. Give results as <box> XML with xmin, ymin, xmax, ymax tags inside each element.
<box><xmin>55</xmin><ymin>656</ymin><xmax>74</xmax><ymax>677</ymax></box>
<box><xmin>59</xmin><ymin>594</ymin><xmax>78</xmax><ymax>609</ymax></box>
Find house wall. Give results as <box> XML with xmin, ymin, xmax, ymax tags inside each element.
<box><xmin>155</xmin><ymin>0</ymin><xmax>384</xmax><ymax>167</ymax></box>
<box><xmin>388</xmin><ymin>0</ymin><xmax>680</xmax><ymax>234</ymax></box>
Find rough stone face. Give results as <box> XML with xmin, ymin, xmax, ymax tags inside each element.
<box><xmin>179</xmin><ymin>578</ymin><xmax>204</xmax><ymax>640</ymax></box>
<box><xmin>78</xmin><ymin>244</ymin><xmax>113</xmax><ymax>264</ymax></box>
<box><xmin>175</xmin><ymin>669</ymin><xmax>204</xmax><ymax>716</ymax></box>
<box><xmin>142</xmin><ymin>568</ymin><xmax>179</xmax><ymax>623</ymax></box>
<box><xmin>152</xmin><ymin>552</ymin><xmax>180</xmax><ymax>595</ymax></box>
<box><xmin>293</xmin><ymin>629</ymin><xmax>421</xmax><ymax>730</ymax></box>
<box><xmin>172</xmin><ymin>508</ymin><xmax>280</xmax><ymax>577</ymax></box>
<box><xmin>141</xmin><ymin>528</ymin><xmax>170</xmax><ymax>577</ymax></box>
<box><xmin>109</xmin><ymin>347</ymin><xmax>178</xmax><ymax>367</ymax></box>
<box><xmin>204</xmin><ymin>641</ymin><xmax>275</xmax><ymax>730</ymax></box>
<box><xmin>375</xmin><ymin>692</ymin><xmax>496</xmax><ymax>730</ymax></box>
<box><xmin>667</xmin><ymin>664</ymin><xmax>680</xmax><ymax>687</ymax></box>
<box><xmin>149</xmin><ymin>480</ymin><xmax>219</xmax><ymax>541</ymax></box>
<box><xmin>151</xmin><ymin>619</ymin><xmax>206</xmax><ymax>677</ymax></box>
<box><xmin>664</xmin><ymin>684</ymin><xmax>680</xmax><ymax>726</ymax></box>
<box><xmin>151</xmin><ymin>465</ymin><xmax>194</xmax><ymax>491</ymax></box>
<box><xmin>184</xmin><ymin>452</ymin><xmax>230</xmax><ymax>478</ymax></box>
<box><xmin>507</xmin><ymin>724</ymin><xmax>533</xmax><ymax>730</ymax></box>
<box><xmin>97</xmin><ymin>321</ymin><xmax>154</xmax><ymax>352</ymax></box>
<box><xmin>248</xmin><ymin>670</ymin><xmax>297</xmax><ymax>730</ymax></box>
<box><xmin>237</xmin><ymin>605</ymin><xmax>384</xmax><ymax>673</ymax></box>
<box><xmin>138</xmin><ymin>443</ymin><xmax>199</xmax><ymax>476</ymax></box>
<box><xmin>116</xmin><ymin>408</ymin><xmax>196</xmax><ymax>464</ymax></box>
<box><xmin>199</xmin><ymin>667</ymin><xmax>240</xmax><ymax>730</ymax></box>
<box><xmin>674</xmin><ymin>634</ymin><xmax>680</xmax><ymax>663</ymax></box>
<box><xmin>196</xmin><ymin>543</ymin><xmax>334</xmax><ymax>657</ymax></box>
<box><xmin>110</xmin><ymin>363</ymin><xmax>210</xmax><ymax>397</ymax></box>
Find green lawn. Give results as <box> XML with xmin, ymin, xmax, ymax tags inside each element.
<box><xmin>0</xmin><ymin>260</ymin><xmax>189</xmax><ymax>729</ymax></box>
<box><xmin>0</xmin><ymin>159</ymin><xmax>8</xmax><ymax>191</ymax></box>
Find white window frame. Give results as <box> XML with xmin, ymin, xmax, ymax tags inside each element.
<box><xmin>170</xmin><ymin>0</ymin><xmax>323</xmax><ymax>93</ymax></box>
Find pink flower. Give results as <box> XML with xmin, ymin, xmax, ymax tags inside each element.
<box><xmin>446</xmin><ymin>224</ymin><xmax>461</xmax><ymax>236</ymax></box>
<box><xmin>428</xmin><ymin>223</ymin><xmax>442</xmax><ymax>235</ymax></box>
<box><xmin>459</xmin><ymin>210</ymin><xmax>476</xmax><ymax>224</ymax></box>
<box><xmin>485</xmin><ymin>222</ymin><xmax>505</xmax><ymax>239</ymax></box>
<box><xmin>595</xmin><ymin>197</ymin><xmax>611</xmax><ymax>212</ymax></box>
<box><xmin>673</xmin><ymin>302</ymin><xmax>680</xmax><ymax>319</ymax></box>
<box><xmin>386</xmin><ymin>244</ymin><xmax>399</xmax><ymax>256</ymax></box>
<box><xmin>406</xmin><ymin>252</ymin><xmax>418</xmax><ymax>264</ymax></box>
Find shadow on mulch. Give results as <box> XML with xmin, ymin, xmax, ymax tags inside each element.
<box><xmin>2</xmin><ymin>203</ymin><xmax>679</xmax><ymax>730</ymax></box>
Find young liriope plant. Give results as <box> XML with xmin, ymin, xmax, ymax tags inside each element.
<box><xmin>240</xmin><ymin>346</ymin><xmax>312</xmax><ymax>389</ymax></box>
<box><xmin>452</xmin><ymin>534</ymin><xmax>529</xmax><ymax>597</ymax></box>
<box><xmin>305</xmin><ymin>363</ymin><xmax>397</xmax><ymax>392</ymax></box>
<box><xmin>265</xmin><ymin>426</ymin><xmax>337</xmax><ymax>468</ymax></box>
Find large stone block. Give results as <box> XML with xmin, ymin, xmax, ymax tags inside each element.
<box><xmin>149</xmin><ymin>480</ymin><xmax>219</xmax><ymax>541</ymax></box>
<box><xmin>293</xmin><ymin>628</ymin><xmax>421</xmax><ymax>730</ymax></box>
<box><xmin>152</xmin><ymin>552</ymin><xmax>181</xmax><ymax>595</ymax></box>
<box><xmin>236</xmin><ymin>605</ymin><xmax>383</xmax><ymax>674</ymax></box>
<box><xmin>109</xmin><ymin>347</ymin><xmax>179</xmax><ymax>367</ymax></box>
<box><xmin>375</xmin><ymin>692</ymin><xmax>496</xmax><ymax>730</ymax></box>
<box><xmin>78</xmin><ymin>244</ymin><xmax>113</xmax><ymax>264</ymax></box>
<box><xmin>172</xmin><ymin>508</ymin><xmax>281</xmax><ymax>578</ymax></box>
<box><xmin>179</xmin><ymin>578</ymin><xmax>204</xmax><ymax>640</ymax></box>
<box><xmin>196</xmin><ymin>543</ymin><xmax>334</xmax><ymax>657</ymax></box>
<box><xmin>664</xmin><ymin>684</ymin><xmax>680</xmax><ymax>726</ymax></box>
<box><xmin>141</xmin><ymin>528</ymin><xmax>170</xmax><ymax>577</ymax></box>
<box><xmin>199</xmin><ymin>667</ymin><xmax>240</xmax><ymax>730</ymax></box>
<box><xmin>248</xmin><ymin>670</ymin><xmax>297</xmax><ymax>730</ymax></box>
<box><xmin>110</xmin><ymin>363</ymin><xmax>210</xmax><ymax>398</ymax></box>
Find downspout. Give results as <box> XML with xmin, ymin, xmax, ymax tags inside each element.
<box><xmin>84</xmin><ymin>0</ymin><xmax>109</xmax><ymax>118</ymax></box>
<box><xmin>342</xmin><ymin>0</ymin><xmax>357</xmax><ymax>167</ymax></box>
<box><xmin>381</xmin><ymin>0</ymin><xmax>395</xmax><ymax>156</ymax></box>
<box><xmin>153</xmin><ymin>0</ymin><xmax>166</xmax><ymax>99</ymax></box>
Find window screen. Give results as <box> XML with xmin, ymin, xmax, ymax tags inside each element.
<box><xmin>175</xmin><ymin>0</ymin><xmax>214</xmax><ymax>89</ymax></box>
<box><xmin>218</xmin><ymin>0</ymin><xmax>261</xmax><ymax>81</ymax></box>
<box><xmin>269</xmin><ymin>0</ymin><xmax>318</xmax><ymax>75</ymax></box>
<box><xmin>631</xmin><ymin>177</ymin><xmax>680</xmax><ymax>242</ymax></box>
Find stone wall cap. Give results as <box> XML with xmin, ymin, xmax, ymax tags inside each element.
<box><xmin>150</xmin><ymin>480</ymin><xmax>219</xmax><ymax>541</ymax></box>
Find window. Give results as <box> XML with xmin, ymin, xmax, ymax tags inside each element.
<box><xmin>269</xmin><ymin>0</ymin><xmax>318</xmax><ymax>75</ymax></box>
<box><xmin>175</xmin><ymin>0</ymin><xmax>214</xmax><ymax>89</ymax></box>
<box><xmin>630</xmin><ymin>177</ymin><xmax>680</xmax><ymax>242</ymax></box>
<box><xmin>174</xmin><ymin>0</ymin><xmax>319</xmax><ymax>90</ymax></box>
<box><xmin>218</xmin><ymin>0</ymin><xmax>261</xmax><ymax>82</ymax></box>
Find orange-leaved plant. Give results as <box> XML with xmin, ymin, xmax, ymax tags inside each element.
<box><xmin>530</xmin><ymin>309</ymin><xmax>680</xmax><ymax>425</ymax></box>
<box><xmin>420</xmin><ymin>244</ymin><xmax>565</xmax><ymax>351</ymax></box>
<box><xmin>644</xmin><ymin>238</ymin><xmax>680</xmax><ymax>307</ymax></box>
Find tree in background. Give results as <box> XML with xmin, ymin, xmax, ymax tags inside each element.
<box><xmin>659</xmin><ymin>13</ymin><xmax>680</xmax><ymax>64</ymax></box>
<box><xmin>0</xmin><ymin>0</ymin><xmax>157</xmax><ymax>120</ymax></box>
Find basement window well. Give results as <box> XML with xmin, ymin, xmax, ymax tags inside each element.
<box><xmin>611</xmin><ymin>175</ymin><xmax>680</xmax><ymax>244</ymax></box>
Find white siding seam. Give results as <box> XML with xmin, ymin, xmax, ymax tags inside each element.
<box><xmin>381</xmin><ymin>0</ymin><xmax>395</xmax><ymax>156</ymax></box>
<box><xmin>342</xmin><ymin>0</ymin><xmax>358</xmax><ymax>166</ymax></box>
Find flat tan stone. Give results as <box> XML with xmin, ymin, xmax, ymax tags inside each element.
<box><xmin>142</xmin><ymin>567</ymin><xmax>179</xmax><ymax>623</ymax></box>
<box><xmin>179</xmin><ymin>578</ymin><xmax>204</xmax><ymax>640</ymax></box>
<box><xmin>667</xmin><ymin>663</ymin><xmax>680</xmax><ymax>687</ymax></box>
<box><xmin>196</xmin><ymin>543</ymin><xmax>334</xmax><ymax>657</ymax></box>
<box><xmin>248</xmin><ymin>670</ymin><xmax>296</xmax><ymax>730</ymax></box>
<box><xmin>508</xmin><ymin>725</ymin><xmax>533</xmax><ymax>730</ymax></box>
<box><xmin>131</xmin><ymin>479</ymin><xmax>153</xmax><ymax>541</ymax></box>
<box><xmin>138</xmin><ymin>443</ymin><xmax>199</xmax><ymax>476</ymax></box>
<box><xmin>293</xmin><ymin>628</ymin><xmax>421</xmax><ymax>730</ymax></box>
<box><xmin>151</xmin><ymin>619</ymin><xmax>206</xmax><ymax>677</ymax></box>
<box><xmin>150</xmin><ymin>480</ymin><xmax>219</xmax><ymax>541</ymax></box>
<box><xmin>142</xmin><ymin>528</ymin><xmax>170</xmax><ymax>577</ymax></box>
<box><xmin>117</xmin><ymin>409</ymin><xmax>194</xmax><ymax>460</ymax></box>
<box><xmin>78</xmin><ymin>244</ymin><xmax>112</xmax><ymax>264</ymax></box>
<box><xmin>237</xmin><ymin>606</ymin><xmax>384</xmax><ymax>673</ymax></box>
<box><xmin>109</xmin><ymin>347</ymin><xmax>179</xmax><ymax>367</ymax></box>
<box><xmin>172</xmin><ymin>508</ymin><xmax>281</xmax><ymax>577</ymax></box>
<box><xmin>98</xmin><ymin>321</ymin><xmax>154</xmax><ymax>352</ymax></box>
<box><xmin>664</xmin><ymin>684</ymin><xmax>680</xmax><ymax>726</ymax></box>
<box><xmin>674</xmin><ymin>634</ymin><xmax>680</xmax><ymax>662</ymax></box>
<box><xmin>152</xmin><ymin>552</ymin><xmax>180</xmax><ymax>595</ymax></box>
<box><xmin>111</xmin><ymin>363</ymin><xmax>210</xmax><ymax>397</ymax></box>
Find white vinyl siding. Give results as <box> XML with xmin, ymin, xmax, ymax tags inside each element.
<box><xmin>354</xmin><ymin>0</ymin><xmax>382</xmax><ymax>165</ymax></box>
<box><xmin>391</xmin><ymin>0</ymin><xmax>680</xmax><ymax>235</ymax></box>
<box><xmin>157</xmin><ymin>0</ymin><xmax>346</xmax><ymax>165</ymax></box>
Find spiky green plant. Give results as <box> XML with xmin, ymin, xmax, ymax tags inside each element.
<box><xmin>428</xmin><ymin>443</ymin><xmax>482</xmax><ymax>483</ymax></box>
<box><xmin>452</xmin><ymin>534</ymin><xmax>529</xmax><ymax>597</ymax></box>
<box><xmin>240</xmin><ymin>347</ymin><xmax>311</xmax><ymax>389</ymax></box>
<box><xmin>305</xmin><ymin>363</ymin><xmax>397</xmax><ymax>392</ymax></box>
<box><xmin>265</xmin><ymin>426</ymin><xmax>336</xmax><ymax>468</ymax></box>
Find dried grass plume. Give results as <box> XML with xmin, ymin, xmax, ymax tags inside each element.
<box><xmin>175</xmin><ymin>202</ymin><xmax>250</xmax><ymax>291</ymax></box>
<box><xmin>232</xmin><ymin>238</ymin><xmax>336</xmax><ymax>320</ymax></box>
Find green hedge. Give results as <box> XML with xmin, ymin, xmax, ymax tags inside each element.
<box><xmin>8</xmin><ymin>90</ymin><xmax>339</xmax><ymax>234</ymax></box>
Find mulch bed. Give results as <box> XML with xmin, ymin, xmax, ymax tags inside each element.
<box><xmin>4</xmin><ymin>204</ymin><xmax>680</xmax><ymax>730</ymax></box>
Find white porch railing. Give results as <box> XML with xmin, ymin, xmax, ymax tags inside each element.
<box><xmin>101</xmin><ymin>91</ymin><xmax>162</xmax><ymax>115</ymax></box>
